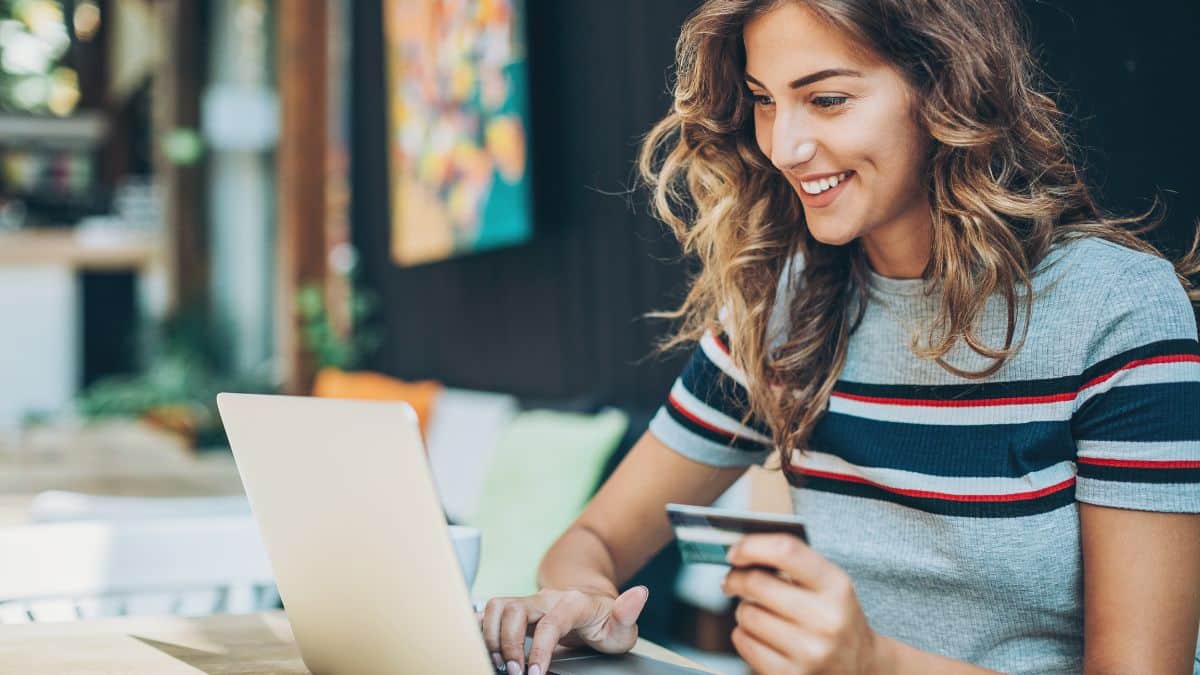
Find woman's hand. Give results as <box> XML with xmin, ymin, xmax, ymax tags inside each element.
<box><xmin>722</xmin><ymin>534</ymin><xmax>886</xmax><ymax>675</ymax></box>
<box><xmin>479</xmin><ymin>585</ymin><xmax>649</xmax><ymax>675</ymax></box>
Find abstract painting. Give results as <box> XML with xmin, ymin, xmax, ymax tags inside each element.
<box><xmin>384</xmin><ymin>0</ymin><xmax>533</xmax><ymax>266</ymax></box>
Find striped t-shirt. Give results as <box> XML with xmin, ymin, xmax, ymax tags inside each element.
<box><xmin>649</xmin><ymin>237</ymin><xmax>1200</xmax><ymax>674</ymax></box>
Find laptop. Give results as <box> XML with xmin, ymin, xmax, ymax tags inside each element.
<box><xmin>215</xmin><ymin>393</ymin><xmax>711</xmax><ymax>675</ymax></box>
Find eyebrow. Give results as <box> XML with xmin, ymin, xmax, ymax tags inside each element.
<box><xmin>743</xmin><ymin>68</ymin><xmax>863</xmax><ymax>90</ymax></box>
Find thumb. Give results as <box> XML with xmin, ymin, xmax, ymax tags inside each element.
<box><xmin>610</xmin><ymin>585</ymin><xmax>650</xmax><ymax>628</ymax></box>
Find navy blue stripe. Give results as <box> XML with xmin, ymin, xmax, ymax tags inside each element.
<box><xmin>833</xmin><ymin>376</ymin><xmax>1079</xmax><ymax>401</ymax></box>
<box><xmin>664</xmin><ymin>399</ymin><xmax>769</xmax><ymax>453</ymax></box>
<box><xmin>679</xmin><ymin>343</ymin><xmax>769</xmax><ymax>436</ymax></box>
<box><xmin>1074</xmin><ymin>382</ymin><xmax>1200</xmax><ymax>442</ymax></box>
<box><xmin>809</xmin><ymin>413</ymin><xmax>1075</xmax><ymax>477</ymax></box>
<box><xmin>1078</xmin><ymin>463</ymin><xmax>1200</xmax><ymax>484</ymax></box>
<box><xmin>1080</xmin><ymin>339</ymin><xmax>1200</xmax><ymax>384</ymax></box>
<box><xmin>784</xmin><ymin>470</ymin><xmax>1076</xmax><ymax>518</ymax></box>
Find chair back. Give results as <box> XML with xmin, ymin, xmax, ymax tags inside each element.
<box><xmin>0</xmin><ymin>516</ymin><xmax>276</xmax><ymax>623</ymax></box>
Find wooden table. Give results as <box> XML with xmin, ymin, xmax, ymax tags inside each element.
<box><xmin>0</xmin><ymin>420</ymin><xmax>245</xmax><ymax>526</ymax></box>
<box><xmin>0</xmin><ymin>611</ymin><xmax>713</xmax><ymax>674</ymax></box>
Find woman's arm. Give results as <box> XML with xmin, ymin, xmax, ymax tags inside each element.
<box><xmin>1080</xmin><ymin>503</ymin><xmax>1200</xmax><ymax>674</ymax></box>
<box><xmin>480</xmin><ymin>430</ymin><xmax>747</xmax><ymax>675</ymax></box>
<box><xmin>537</xmin><ymin>428</ymin><xmax>748</xmax><ymax>593</ymax></box>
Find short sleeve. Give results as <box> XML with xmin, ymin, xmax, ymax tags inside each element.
<box><xmin>1072</xmin><ymin>256</ymin><xmax>1200</xmax><ymax>512</ymax></box>
<box><xmin>648</xmin><ymin>327</ymin><xmax>774</xmax><ymax>468</ymax></box>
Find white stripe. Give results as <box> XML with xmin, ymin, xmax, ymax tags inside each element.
<box><xmin>1076</xmin><ymin>361</ymin><xmax>1200</xmax><ymax>409</ymax></box>
<box><xmin>674</xmin><ymin>526</ymin><xmax>745</xmax><ymax>546</ymax></box>
<box><xmin>788</xmin><ymin>450</ymin><xmax>1077</xmax><ymax>497</ymax></box>
<box><xmin>828</xmin><ymin>393</ymin><xmax>1073</xmax><ymax>426</ymax></box>
<box><xmin>671</xmin><ymin>380</ymin><xmax>771</xmax><ymax>444</ymax></box>
<box><xmin>699</xmin><ymin>329</ymin><xmax>748</xmax><ymax>388</ymax></box>
<box><xmin>1076</xmin><ymin>439</ymin><xmax>1200</xmax><ymax>463</ymax></box>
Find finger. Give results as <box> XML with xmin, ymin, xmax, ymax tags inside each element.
<box><xmin>610</xmin><ymin>585</ymin><xmax>649</xmax><ymax>627</ymax></box>
<box><xmin>734</xmin><ymin>600</ymin><xmax>824</xmax><ymax>663</ymax></box>
<box><xmin>526</xmin><ymin>593</ymin><xmax>593</xmax><ymax>675</ymax></box>
<box><xmin>722</xmin><ymin>567</ymin><xmax>828</xmax><ymax>627</ymax></box>
<box><xmin>726</xmin><ymin>533</ymin><xmax>836</xmax><ymax>590</ymax></box>
<box><xmin>594</xmin><ymin>585</ymin><xmax>649</xmax><ymax>651</ymax></box>
<box><xmin>499</xmin><ymin>602</ymin><xmax>531</xmax><ymax>674</ymax></box>
<box><xmin>482</xmin><ymin>597</ymin><xmax>511</xmax><ymax>667</ymax></box>
<box><xmin>730</xmin><ymin>625</ymin><xmax>795</xmax><ymax>674</ymax></box>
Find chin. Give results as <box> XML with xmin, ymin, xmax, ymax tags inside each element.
<box><xmin>806</xmin><ymin>221</ymin><xmax>861</xmax><ymax>246</ymax></box>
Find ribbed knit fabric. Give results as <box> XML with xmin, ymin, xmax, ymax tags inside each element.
<box><xmin>650</xmin><ymin>237</ymin><xmax>1200</xmax><ymax>673</ymax></box>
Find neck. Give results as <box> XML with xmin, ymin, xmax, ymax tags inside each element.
<box><xmin>860</xmin><ymin>207</ymin><xmax>933</xmax><ymax>279</ymax></box>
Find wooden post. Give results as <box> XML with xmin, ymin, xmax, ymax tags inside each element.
<box><xmin>151</xmin><ymin>0</ymin><xmax>209</xmax><ymax>315</ymax></box>
<box><xmin>276</xmin><ymin>0</ymin><xmax>330</xmax><ymax>393</ymax></box>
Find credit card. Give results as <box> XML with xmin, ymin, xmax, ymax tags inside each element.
<box><xmin>666</xmin><ymin>502</ymin><xmax>808</xmax><ymax>566</ymax></box>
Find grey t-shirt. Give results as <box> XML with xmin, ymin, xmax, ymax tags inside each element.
<box><xmin>650</xmin><ymin>237</ymin><xmax>1200</xmax><ymax>673</ymax></box>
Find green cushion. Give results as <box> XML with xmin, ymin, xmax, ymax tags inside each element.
<box><xmin>466</xmin><ymin>408</ymin><xmax>628</xmax><ymax>600</ymax></box>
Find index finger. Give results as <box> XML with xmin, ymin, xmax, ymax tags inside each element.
<box><xmin>526</xmin><ymin>595</ymin><xmax>590</xmax><ymax>675</ymax></box>
<box><xmin>725</xmin><ymin>533</ymin><xmax>835</xmax><ymax>589</ymax></box>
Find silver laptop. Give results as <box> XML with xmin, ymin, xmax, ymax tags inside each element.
<box><xmin>215</xmin><ymin>393</ymin><xmax>711</xmax><ymax>675</ymax></box>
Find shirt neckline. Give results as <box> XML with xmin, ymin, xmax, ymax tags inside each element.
<box><xmin>864</xmin><ymin>243</ymin><xmax>1074</xmax><ymax>298</ymax></box>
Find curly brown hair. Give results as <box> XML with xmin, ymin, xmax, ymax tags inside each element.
<box><xmin>637</xmin><ymin>0</ymin><xmax>1200</xmax><ymax>465</ymax></box>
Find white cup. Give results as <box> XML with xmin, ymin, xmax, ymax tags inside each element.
<box><xmin>449</xmin><ymin>525</ymin><xmax>481</xmax><ymax>589</ymax></box>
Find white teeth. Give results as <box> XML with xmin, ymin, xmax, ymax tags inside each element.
<box><xmin>800</xmin><ymin>171</ymin><xmax>850</xmax><ymax>195</ymax></box>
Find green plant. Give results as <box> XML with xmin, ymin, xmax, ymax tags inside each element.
<box><xmin>296</xmin><ymin>281</ymin><xmax>382</xmax><ymax>371</ymax></box>
<box><xmin>75</xmin><ymin>305</ymin><xmax>276</xmax><ymax>446</ymax></box>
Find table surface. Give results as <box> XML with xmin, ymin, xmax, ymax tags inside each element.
<box><xmin>0</xmin><ymin>420</ymin><xmax>245</xmax><ymax>525</ymax></box>
<box><xmin>0</xmin><ymin>611</ymin><xmax>712</xmax><ymax>674</ymax></box>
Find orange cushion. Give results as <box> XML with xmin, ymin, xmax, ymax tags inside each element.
<box><xmin>311</xmin><ymin>368</ymin><xmax>442</xmax><ymax>435</ymax></box>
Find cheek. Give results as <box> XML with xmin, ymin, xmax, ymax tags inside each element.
<box><xmin>856</xmin><ymin>117</ymin><xmax>927</xmax><ymax>196</ymax></box>
<box><xmin>753</xmin><ymin>118</ymin><xmax>772</xmax><ymax>161</ymax></box>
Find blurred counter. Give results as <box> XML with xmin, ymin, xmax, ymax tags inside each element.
<box><xmin>0</xmin><ymin>227</ymin><xmax>166</xmax><ymax>429</ymax></box>
<box><xmin>0</xmin><ymin>228</ymin><xmax>160</xmax><ymax>269</ymax></box>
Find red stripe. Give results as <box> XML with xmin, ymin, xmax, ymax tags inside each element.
<box><xmin>709</xmin><ymin>331</ymin><xmax>731</xmax><ymax>356</ymax></box>
<box><xmin>789</xmin><ymin>467</ymin><xmax>1076</xmax><ymax>503</ymax></box>
<box><xmin>1082</xmin><ymin>354</ymin><xmax>1200</xmax><ymax>390</ymax></box>
<box><xmin>1077</xmin><ymin>457</ymin><xmax>1200</xmax><ymax>470</ymax></box>
<box><xmin>831</xmin><ymin>391</ymin><xmax>1076</xmax><ymax>408</ymax></box>
<box><xmin>668</xmin><ymin>393</ymin><xmax>739</xmax><ymax>441</ymax></box>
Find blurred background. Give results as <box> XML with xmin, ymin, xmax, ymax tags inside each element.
<box><xmin>0</xmin><ymin>0</ymin><xmax>1195</xmax><ymax>672</ymax></box>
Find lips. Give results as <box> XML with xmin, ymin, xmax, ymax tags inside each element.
<box><xmin>796</xmin><ymin>170</ymin><xmax>853</xmax><ymax>208</ymax></box>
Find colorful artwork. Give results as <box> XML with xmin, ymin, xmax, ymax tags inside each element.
<box><xmin>384</xmin><ymin>0</ymin><xmax>532</xmax><ymax>266</ymax></box>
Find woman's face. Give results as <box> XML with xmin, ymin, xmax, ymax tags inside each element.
<box><xmin>743</xmin><ymin>2</ymin><xmax>932</xmax><ymax>250</ymax></box>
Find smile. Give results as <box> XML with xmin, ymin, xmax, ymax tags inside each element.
<box><xmin>796</xmin><ymin>170</ymin><xmax>854</xmax><ymax>208</ymax></box>
<box><xmin>800</xmin><ymin>171</ymin><xmax>852</xmax><ymax>195</ymax></box>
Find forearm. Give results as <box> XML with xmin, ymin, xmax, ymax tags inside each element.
<box><xmin>535</xmin><ymin>524</ymin><xmax>621</xmax><ymax>598</ymax></box>
<box><xmin>876</xmin><ymin>635</ymin><xmax>1004</xmax><ymax>675</ymax></box>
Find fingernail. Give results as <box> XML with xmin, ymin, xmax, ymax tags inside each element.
<box><xmin>492</xmin><ymin>653</ymin><xmax>504</xmax><ymax>671</ymax></box>
<box><xmin>529</xmin><ymin>666</ymin><xmax>542</xmax><ymax>675</ymax></box>
<box><xmin>507</xmin><ymin>661</ymin><xmax>522</xmax><ymax>675</ymax></box>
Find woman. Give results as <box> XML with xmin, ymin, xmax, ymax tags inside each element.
<box><xmin>480</xmin><ymin>1</ymin><xmax>1200</xmax><ymax>673</ymax></box>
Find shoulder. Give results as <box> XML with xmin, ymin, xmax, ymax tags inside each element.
<box><xmin>1042</xmin><ymin>237</ymin><xmax>1197</xmax><ymax>365</ymax></box>
<box><xmin>1039</xmin><ymin>236</ymin><xmax>1174</xmax><ymax>284</ymax></box>
<box><xmin>1038</xmin><ymin>236</ymin><xmax>1185</xmax><ymax>306</ymax></box>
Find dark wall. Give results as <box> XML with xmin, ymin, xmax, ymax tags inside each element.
<box><xmin>351</xmin><ymin>1</ymin><xmax>1200</xmax><ymax>408</ymax></box>
<box><xmin>1024</xmin><ymin>0</ymin><xmax>1200</xmax><ymax>256</ymax></box>
<box><xmin>352</xmin><ymin>0</ymin><xmax>698</xmax><ymax>409</ymax></box>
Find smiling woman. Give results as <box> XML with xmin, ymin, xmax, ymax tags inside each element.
<box><xmin>477</xmin><ymin>2</ymin><xmax>1200</xmax><ymax>674</ymax></box>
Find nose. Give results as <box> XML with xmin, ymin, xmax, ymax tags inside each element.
<box><xmin>772</xmin><ymin>137</ymin><xmax>817</xmax><ymax>174</ymax></box>
<box><xmin>768</xmin><ymin>101</ymin><xmax>817</xmax><ymax>171</ymax></box>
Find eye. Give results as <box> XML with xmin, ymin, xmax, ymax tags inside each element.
<box><xmin>745</xmin><ymin>91</ymin><xmax>774</xmax><ymax>108</ymax></box>
<box><xmin>812</xmin><ymin>95</ymin><xmax>849</xmax><ymax>109</ymax></box>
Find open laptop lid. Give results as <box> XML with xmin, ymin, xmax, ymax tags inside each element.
<box><xmin>216</xmin><ymin>393</ymin><xmax>493</xmax><ymax>675</ymax></box>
